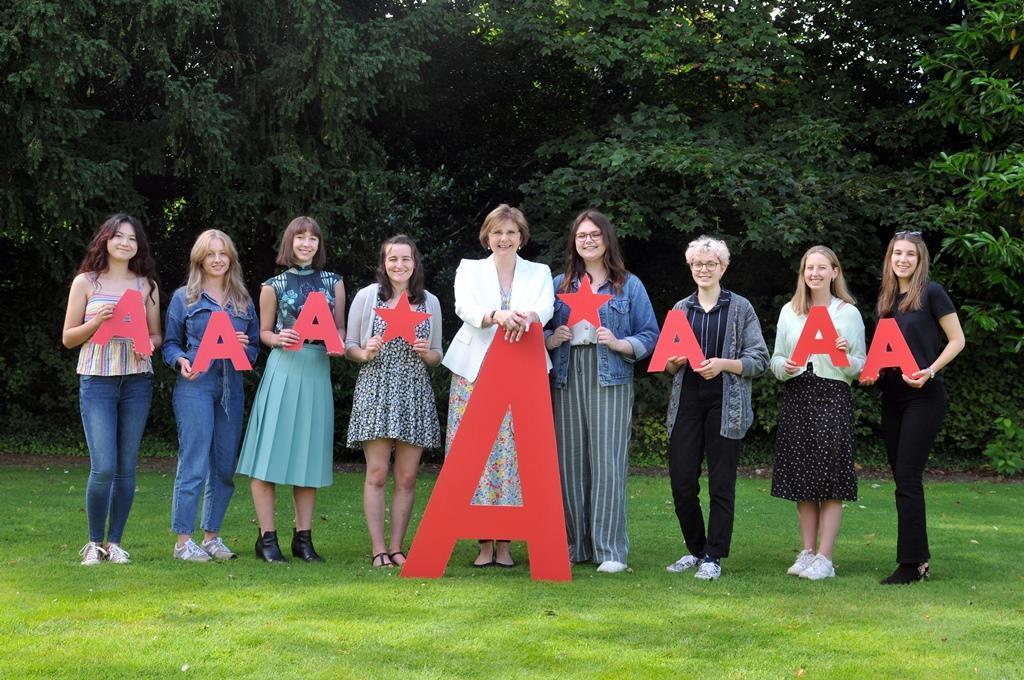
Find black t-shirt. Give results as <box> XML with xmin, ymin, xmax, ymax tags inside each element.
<box><xmin>881</xmin><ymin>281</ymin><xmax>956</xmax><ymax>383</ymax></box>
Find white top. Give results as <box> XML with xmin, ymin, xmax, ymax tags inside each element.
<box><xmin>442</xmin><ymin>255</ymin><xmax>555</xmax><ymax>383</ymax></box>
<box><xmin>770</xmin><ymin>296</ymin><xmax>866</xmax><ymax>385</ymax></box>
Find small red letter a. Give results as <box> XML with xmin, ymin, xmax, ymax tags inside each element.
<box><xmin>401</xmin><ymin>327</ymin><xmax>571</xmax><ymax>581</ymax></box>
<box><xmin>789</xmin><ymin>306</ymin><xmax>849</xmax><ymax>368</ymax></box>
<box><xmin>860</xmin><ymin>318</ymin><xmax>919</xmax><ymax>382</ymax></box>
<box><xmin>191</xmin><ymin>311</ymin><xmax>252</xmax><ymax>372</ymax></box>
<box><xmin>90</xmin><ymin>289</ymin><xmax>151</xmax><ymax>355</ymax></box>
<box><xmin>286</xmin><ymin>291</ymin><xmax>344</xmax><ymax>354</ymax></box>
<box><xmin>647</xmin><ymin>309</ymin><xmax>706</xmax><ymax>372</ymax></box>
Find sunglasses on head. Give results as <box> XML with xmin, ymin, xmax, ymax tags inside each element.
<box><xmin>894</xmin><ymin>230</ymin><xmax>922</xmax><ymax>238</ymax></box>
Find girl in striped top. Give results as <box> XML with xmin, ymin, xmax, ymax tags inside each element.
<box><xmin>62</xmin><ymin>214</ymin><xmax>162</xmax><ymax>566</ymax></box>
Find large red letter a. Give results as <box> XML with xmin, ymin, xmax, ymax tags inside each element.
<box><xmin>90</xmin><ymin>289</ymin><xmax>152</xmax><ymax>355</ymax></box>
<box><xmin>789</xmin><ymin>306</ymin><xmax>849</xmax><ymax>368</ymax></box>
<box><xmin>401</xmin><ymin>327</ymin><xmax>571</xmax><ymax>581</ymax></box>
<box><xmin>647</xmin><ymin>310</ymin><xmax>706</xmax><ymax>372</ymax></box>
<box><xmin>191</xmin><ymin>311</ymin><xmax>252</xmax><ymax>372</ymax></box>
<box><xmin>860</xmin><ymin>318</ymin><xmax>919</xmax><ymax>382</ymax></box>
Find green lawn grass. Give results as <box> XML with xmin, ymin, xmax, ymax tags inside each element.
<box><xmin>1</xmin><ymin>462</ymin><xmax>1021</xmax><ymax>679</ymax></box>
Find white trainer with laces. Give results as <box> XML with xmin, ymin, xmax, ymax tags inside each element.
<box><xmin>79</xmin><ymin>542</ymin><xmax>107</xmax><ymax>566</ymax></box>
<box><xmin>596</xmin><ymin>560</ymin><xmax>628</xmax><ymax>573</ymax></box>
<box><xmin>201</xmin><ymin>537</ymin><xmax>237</xmax><ymax>561</ymax></box>
<box><xmin>694</xmin><ymin>559</ymin><xmax>722</xmax><ymax>580</ymax></box>
<box><xmin>106</xmin><ymin>543</ymin><xmax>131</xmax><ymax>564</ymax></box>
<box><xmin>787</xmin><ymin>549</ymin><xmax>817</xmax><ymax>576</ymax></box>
<box><xmin>799</xmin><ymin>555</ymin><xmax>835</xmax><ymax>580</ymax></box>
<box><xmin>666</xmin><ymin>554</ymin><xmax>701</xmax><ymax>573</ymax></box>
<box><xmin>173</xmin><ymin>539</ymin><xmax>212</xmax><ymax>562</ymax></box>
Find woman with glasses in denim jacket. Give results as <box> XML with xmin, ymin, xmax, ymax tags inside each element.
<box><xmin>546</xmin><ymin>209</ymin><xmax>660</xmax><ymax>574</ymax></box>
<box><xmin>163</xmin><ymin>230</ymin><xmax>260</xmax><ymax>562</ymax></box>
<box><xmin>863</xmin><ymin>231</ymin><xmax>964</xmax><ymax>585</ymax></box>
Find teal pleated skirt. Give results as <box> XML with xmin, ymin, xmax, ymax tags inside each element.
<box><xmin>236</xmin><ymin>345</ymin><xmax>334</xmax><ymax>487</ymax></box>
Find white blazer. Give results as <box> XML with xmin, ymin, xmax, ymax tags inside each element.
<box><xmin>442</xmin><ymin>255</ymin><xmax>555</xmax><ymax>382</ymax></box>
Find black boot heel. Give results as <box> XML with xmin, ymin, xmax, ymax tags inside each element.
<box><xmin>255</xmin><ymin>530</ymin><xmax>286</xmax><ymax>563</ymax></box>
<box><xmin>292</xmin><ymin>529</ymin><xmax>324</xmax><ymax>563</ymax></box>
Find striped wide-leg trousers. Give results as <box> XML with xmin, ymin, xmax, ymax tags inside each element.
<box><xmin>552</xmin><ymin>346</ymin><xmax>634</xmax><ymax>564</ymax></box>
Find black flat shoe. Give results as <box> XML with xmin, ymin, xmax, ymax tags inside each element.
<box><xmin>255</xmin><ymin>530</ymin><xmax>286</xmax><ymax>563</ymax></box>
<box><xmin>292</xmin><ymin>529</ymin><xmax>324</xmax><ymax>563</ymax></box>
<box><xmin>880</xmin><ymin>562</ymin><xmax>929</xmax><ymax>585</ymax></box>
<box><xmin>388</xmin><ymin>551</ymin><xmax>407</xmax><ymax>566</ymax></box>
<box><xmin>372</xmin><ymin>552</ymin><xmax>394</xmax><ymax>568</ymax></box>
<box><xmin>472</xmin><ymin>555</ymin><xmax>495</xmax><ymax>568</ymax></box>
<box><xmin>495</xmin><ymin>559</ymin><xmax>516</xmax><ymax>568</ymax></box>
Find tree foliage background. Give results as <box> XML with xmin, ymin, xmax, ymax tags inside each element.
<box><xmin>2</xmin><ymin>0</ymin><xmax>1022</xmax><ymax>465</ymax></box>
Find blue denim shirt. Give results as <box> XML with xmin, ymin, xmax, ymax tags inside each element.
<box><xmin>162</xmin><ymin>287</ymin><xmax>260</xmax><ymax>382</ymax></box>
<box><xmin>547</xmin><ymin>273</ymin><xmax>660</xmax><ymax>388</ymax></box>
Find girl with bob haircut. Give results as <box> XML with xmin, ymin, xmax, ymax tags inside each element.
<box><xmin>865</xmin><ymin>231</ymin><xmax>964</xmax><ymax>584</ymax></box>
<box><xmin>63</xmin><ymin>213</ymin><xmax>162</xmax><ymax>565</ymax></box>
<box><xmin>770</xmin><ymin>245</ymin><xmax>866</xmax><ymax>580</ymax></box>
<box><xmin>546</xmin><ymin>209</ymin><xmax>659</xmax><ymax>574</ymax></box>
<box><xmin>442</xmin><ymin>203</ymin><xmax>554</xmax><ymax>568</ymax></box>
<box><xmin>236</xmin><ymin>216</ymin><xmax>346</xmax><ymax>563</ymax></box>
<box><xmin>163</xmin><ymin>229</ymin><xmax>260</xmax><ymax>561</ymax></box>
<box><xmin>346</xmin><ymin>234</ymin><xmax>443</xmax><ymax>567</ymax></box>
<box><xmin>664</xmin><ymin>235</ymin><xmax>769</xmax><ymax>581</ymax></box>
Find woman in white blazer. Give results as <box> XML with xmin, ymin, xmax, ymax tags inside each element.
<box><xmin>441</xmin><ymin>203</ymin><xmax>555</xmax><ymax>568</ymax></box>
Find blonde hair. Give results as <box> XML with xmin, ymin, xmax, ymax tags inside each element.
<box><xmin>185</xmin><ymin>229</ymin><xmax>252</xmax><ymax>314</ymax></box>
<box><xmin>790</xmin><ymin>245</ymin><xmax>856</xmax><ymax>316</ymax></box>
<box><xmin>479</xmin><ymin>204</ymin><xmax>530</xmax><ymax>248</ymax></box>
<box><xmin>878</xmin><ymin>232</ymin><xmax>930</xmax><ymax>316</ymax></box>
<box><xmin>685</xmin><ymin>235</ymin><xmax>730</xmax><ymax>267</ymax></box>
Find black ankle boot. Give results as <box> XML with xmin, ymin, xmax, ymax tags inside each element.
<box><xmin>880</xmin><ymin>562</ymin><xmax>929</xmax><ymax>585</ymax></box>
<box><xmin>255</xmin><ymin>530</ymin><xmax>286</xmax><ymax>563</ymax></box>
<box><xmin>291</xmin><ymin>529</ymin><xmax>323</xmax><ymax>562</ymax></box>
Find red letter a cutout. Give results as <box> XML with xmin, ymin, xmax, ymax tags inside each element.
<box><xmin>647</xmin><ymin>309</ymin><xmax>706</xmax><ymax>372</ymax></box>
<box><xmin>401</xmin><ymin>327</ymin><xmax>570</xmax><ymax>581</ymax></box>
<box><xmin>789</xmin><ymin>306</ymin><xmax>849</xmax><ymax>368</ymax></box>
<box><xmin>90</xmin><ymin>289</ymin><xmax>152</xmax><ymax>355</ymax></box>
<box><xmin>286</xmin><ymin>291</ymin><xmax>344</xmax><ymax>354</ymax></box>
<box><xmin>860</xmin><ymin>318</ymin><xmax>919</xmax><ymax>382</ymax></box>
<box><xmin>191</xmin><ymin>311</ymin><xmax>252</xmax><ymax>372</ymax></box>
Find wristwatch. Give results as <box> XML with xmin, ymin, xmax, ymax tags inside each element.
<box><xmin>925</xmin><ymin>367</ymin><xmax>935</xmax><ymax>380</ymax></box>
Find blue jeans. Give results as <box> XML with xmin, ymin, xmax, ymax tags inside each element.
<box><xmin>80</xmin><ymin>373</ymin><xmax>153</xmax><ymax>544</ymax></box>
<box><xmin>170</xmin><ymin>367</ymin><xmax>244</xmax><ymax>535</ymax></box>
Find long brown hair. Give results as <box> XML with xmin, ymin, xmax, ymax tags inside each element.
<box><xmin>76</xmin><ymin>213</ymin><xmax>159</xmax><ymax>304</ymax></box>
<box><xmin>877</xmin><ymin>232</ymin><xmax>930</xmax><ymax>316</ymax></box>
<box><xmin>275</xmin><ymin>216</ymin><xmax>326</xmax><ymax>269</ymax></box>
<box><xmin>558</xmin><ymin>209</ymin><xmax>628</xmax><ymax>293</ymax></box>
<box><xmin>375</xmin><ymin>234</ymin><xmax>426</xmax><ymax>305</ymax></box>
<box><xmin>184</xmin><ymin>230</ymin><xmax>252</xmax><ymax>313</ymax></box>
<box><xmin>789</xmin><ymin>245</ymin><xmax>856</xmax><ymax>316</ymax></box>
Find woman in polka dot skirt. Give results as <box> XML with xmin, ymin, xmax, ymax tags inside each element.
<box><xmin>769</xmin><ymin>246</ymin><xmax>866</xmax><ymax>580</ymax></box>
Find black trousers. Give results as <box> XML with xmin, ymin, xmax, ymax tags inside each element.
<box><xmin>667</xmin><ymin>377</ymin><xmax>741</xmax><ymax>559</ymax></box>
<box><xmin>881</xmin><ymin>379</ymin><xmax>946</xmax><ymax>564</ymax></box>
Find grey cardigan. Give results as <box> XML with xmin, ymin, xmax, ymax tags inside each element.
<box><xmin>666</xmin><ymin>291</ymin><xmax>770</xmax><ymax>440</ymax></box>
<box><xmin>344</xmin><ymin>283</ymin><xmax>443</xmax><ymax>354</ymax></box>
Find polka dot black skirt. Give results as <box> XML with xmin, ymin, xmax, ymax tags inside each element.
<box><xmin>771</xmin><ymin>366</ymin><xmax>857</xmax><ymax>502</ymax></box>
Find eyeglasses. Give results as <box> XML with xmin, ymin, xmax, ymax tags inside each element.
<box><xmin>894</xmin><ymin>230</ymin><xmax>922</xmax><ymax>238</ymax></box>
<box><xmin>575</xmin><ymin>232</ymin><xmax>603</xmax><ymax>243</ymax></box>
<box><xmin>690</xmin><ymin>261</ymin><xmax>720</xmax><ymax>272</ymax></box>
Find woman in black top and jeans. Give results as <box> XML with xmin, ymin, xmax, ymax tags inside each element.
<box><xmin>864</xmin><ymin>232</ymin><xmax>965</xmax><ymax>584</ymax></box>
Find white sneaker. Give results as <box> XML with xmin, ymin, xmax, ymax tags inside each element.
<box><xmin>201</xmin><ymin>537</ymin><xmax>237</xmax><ymax>561</ymax></box>
<box><xmin>596</xmin><ymin>560</ymin><xmax>628</xmax><ymax>573</ymax></box>
<box><xmin>666</xmin><ymin>554</ymin><xmax>701</xmax><ymax>573</ymax></box>
<box><xmin>105</xmin><ymin>543</ymin><xmax>131</xmax><ymax>564</ymax></box>
<box><xmin>787</xmin><ymin>549</ymin><xmax>817</xmax><ymax>576</ymax></box>
<box><xmin>799</xmin><ymin>555</ymin><xmax>835</xmax><ymax>580</ymax></box>
<box><xmin>173</xmin><ymin>540</ymin><xmax>212</xmax><ymax>562</ymax></box>
<box><xmin>79</xmin><ymin>541</ymin><xmax>106</xmax><ymax>566</ymax></box>
<box><xmin>694</xmin><ymin>559</ymin><xmax>722</xmax><ymax>580</ymax></box>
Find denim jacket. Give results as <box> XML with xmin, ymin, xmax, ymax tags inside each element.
<box><xmin>162</xmin><ymin>287</ymin><xmax>260</xmax><ymax>377</ymax></box>
<box><xmin>665</xmin><ymin>291</ymin><xmax>769</xmax><ymax>440</ymax></box>
<box><xmin>547</xmin><ymin>273</ymin><xmax>660</xmax><ymax>389</ymax></box>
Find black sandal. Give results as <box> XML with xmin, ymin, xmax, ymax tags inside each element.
<box><xmin>371</xmin><ymin>552</ymin><xmax>394</xmax><ymax>568</ymax></box>
<box><xmin>388</xmin><ymin>551</ymin><xmax>407</xmax><ymax>566</ymax></box>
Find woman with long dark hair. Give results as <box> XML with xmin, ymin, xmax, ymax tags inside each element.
<box><xmin>346</xmin><ymin>235</ymin><xmax>442</xmax><ymax>567</ymax></box>
<box><xmin>865</xmin><ymin>232</ymin><xmax>964</xmax><ymax>584</ymax></box>
<box><xmin>546</xmin><ymin>209</ymin><xmax>659</xmax><ymax>573</ymax></box>
<box><xmin>62</xmin><ymin>214</ymin><xmax>162</xmax><ymax>565</ymax></box>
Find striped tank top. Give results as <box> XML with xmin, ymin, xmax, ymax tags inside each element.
<box><xmin>76</xmin><ymin>276</ymin><xmax>154</xmax><ymax>376</ymax></box>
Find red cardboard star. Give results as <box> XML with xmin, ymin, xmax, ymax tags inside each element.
<box><xmin>557</xmin><ymin>273</ymin><xmax>613</xmax><ymax>327</ymax></box>
<box><xmin>374</xmin><ymin>290</ymin><xmax>431</xmax><ymax>343</ymax></box>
